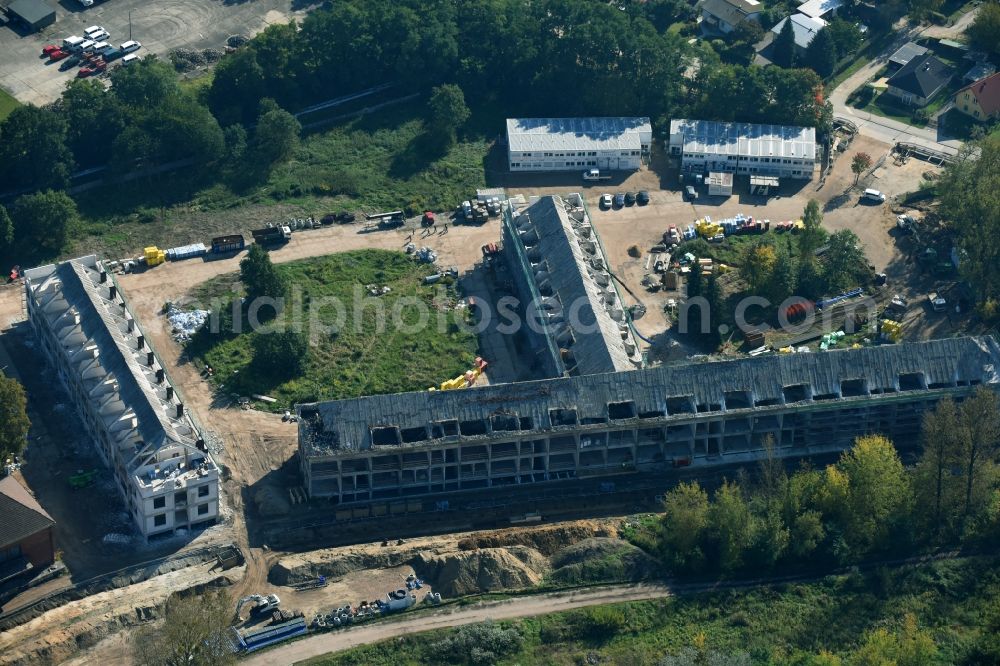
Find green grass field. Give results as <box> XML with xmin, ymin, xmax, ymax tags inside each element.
<box><xmin>186</xmin><ymin>249</ymin><xmax>480</xmax><ymax>409</ymax></box>
<box><xmin>0</xmin><ymin>88</ymin><xmax>20</xmax><ymax>122</ymax></box>
<box><xmin>303</xmin><ymin>555</ymin><xmax>1000</xmax><ymax>666</ymax></box>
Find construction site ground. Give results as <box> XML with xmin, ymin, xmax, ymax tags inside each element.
<box><xmin>0</xmin><ymin>131</ymin><xmax>965</xmax><ymax>665</ymax></box>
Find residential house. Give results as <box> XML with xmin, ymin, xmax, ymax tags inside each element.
<box><xmin>954</xmin><ymin>72</ymin><xmax>1000</xmax><ymax>122</ymax></box>
<box><xmin>885</xmin><ymin>53</ymin><xmax>953</xmax><ymax>107</ymax></box>
<box><xmin>769</xmin><ymin>13</ymin><xmax>827</xmax><ymax>55</ymax></box>
<box><xmin>701</xmin><ymin>0</ymin><xmax>764</xmax><ymax>34</ymax></box>
<box><xmin>797</xmin><ymin>0</ymin><xmax>844</xmax><ymax>21</ymax></box>
<box><xmin>0</xmin><ymin>476</ymin><xmax>55</xmax><ymax>583</ymax></box>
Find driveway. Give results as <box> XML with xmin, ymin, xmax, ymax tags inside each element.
<box><xmin>827</xmin><ymin>10</ymin><xmax>981</xmax><ymax>157</ymax></box>
<box><xmin>0</xmin><ymin>0</ymin><xmax>308</xmax><ymax>106</ymax></box>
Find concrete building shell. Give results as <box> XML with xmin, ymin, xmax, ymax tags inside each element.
<box><xmin>298</xmin><ymin>337</ymin><xmax>1000</xmax><ymax>505</ymax></box>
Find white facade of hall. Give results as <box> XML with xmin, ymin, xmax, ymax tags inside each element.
<box><xmin>668</xmin><ymin>119</ymin><xmax>817</xmax><ymax>180</ymax></box>
<box><xmin>506</xmin><ymin>117</ymin><xmax>652</xmax><ymax>172</ymax></box>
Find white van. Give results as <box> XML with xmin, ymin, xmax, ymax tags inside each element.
<box><xmin>863</xmin><ymin>188</ymin><xmax>886</xmax><ymax>203</ymax></box>
<box><xmin>78</xmin><ymin>39</ymin><xmax>96</xmax><ymax>53</ymax></box>
<box><xmin>121</xmin><ymin>53</ymin><xmax>140</xmax><ymax>65</ymax></box>
<box><xmin>63</xmin><ymin>35</ymin><xmax>85</xmax><ymax>51</ymax></box>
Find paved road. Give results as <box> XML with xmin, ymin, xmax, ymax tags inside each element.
<box><xmin>243</xmin><ymin>583</ymin><xmax>676</xmax><ymax>665</ymax></box>
<box><xmin>828</xmin><ymin>10</ymin><xmax>981</xmax><ymax>157</ymax></box>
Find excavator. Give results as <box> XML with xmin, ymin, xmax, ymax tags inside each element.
<box><xmin>234</xmin><ymin>593</ymin><xmax>281</xmax><ymax>622</ymax></box>
<box><xmin>429</xmin><ymin>357</ymin><xmax>488</xmax><ymax>391</ymax></box>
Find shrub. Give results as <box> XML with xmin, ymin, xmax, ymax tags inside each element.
<box><xmin>575</xmin><ymin>605</ymin><xmax>627</xmax><ymax>641</ymax></box>
<box><xmin>431</xmin><ymin>620</ymin><xmax>523</xmax><ymax>665</ymax></box>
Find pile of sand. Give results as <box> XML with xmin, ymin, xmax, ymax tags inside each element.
<box><xmin>413</xmin><ymin>546</ymin><xmax>550</xmax><ymax>597</ymax></box>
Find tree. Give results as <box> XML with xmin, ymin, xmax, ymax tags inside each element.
<box><xmin>772</xmin><ymin>18</ymin><xmax>797</xmax><ymax>68</ymax></box>
<box><xmin>909</xmin><ymin>0</ymin><xmax>944</xmax><ymax>21</ymax></box>
<box><xmin>252</xmin><ymin>102</ymin><xmax>300</xmax><ymax>166</ymax></box>
<box><xmin>798</xmin><ymin>200</ymin><xmax>827</xmax><ymax>258</ymax></box>
<box><xmin>739</xmin><ymin>241</ymin><xmax>777</xmax><ymax>294</ymax></box>
<box><xmin>207</xmin><ymin>48</ymin><xmax>267</xmax><ymax>126</ymax></box>
<box><xmin>967</xmin><ymin>1</ymin><xmax>1000</xmax><ymax>55</ymax></box>
<box><xmin>851</xmin><ymin>152</ymin><xmax>872</xmax><ymax>185</ymax></box>
<box><xmin>733</xmin><ymin>19</ymin><xmax>765</xmax><ymax>46</ymax></box>
<box><xmin>11</xmin><ymin>190</ymin><xmax>79</xmax><ymax>254</ymax></box>
<box><xmin>825</xmin><ymin>18</ymin><xmax>862</xmax><ymax>59</ymax></box>
<box><xmin>852</xmin><ymin>614</ymin><xmax>937</xmax><ymax>666</ymax></box>
<box><xmin>240</xmin><ymin>244</ymin><xmax>288</xmax><ymax>303</ymax></box>
<box><xmin>959</xmin><ymin>387</ymin><xmax>1000</xmax><ymax>524</ymax></box>
<box><xmin>939</xmin><ymin>134</ymin><xmax>1000</xmax><ymax>303</ymax></box>
<box><xmin>0</xmin><ymin>105</ymin><xmax>74</xmax><ymax>192</ymax></box>
<box><xmin>0</xmin><ymin>376</ymin><xmax>30</xmax><ymax>463</ymax></box>
<box><xmin>132</xmin><ymin>589</ymin><xmax>236</xmax><ymax>666</ymax></box>
<box><xmin>59</xmin><ymin>80</ymin><xmax>127</xmax><ymax>169</ymax></box>
<box><xmin>805</xmin><ymin>28</ymin><xmax>838</xmax><ymax>78</ymax></box>
<box><xmin>686</xmin><ymin>257</ymin><xmax>703</xmax><ymax>298</ymax></box>
<box><xmin>768</xmin><ymin>241</ymin><xmax>797</xmax><ymax>302</ymax></box>
<box><xmin>823</xmin><ymin>230</ymin><xmax>867</xmax><ymax>293</ymax></box>
<box><xmin>916</xmin><ymin>398</ymin><xmax>965</xmax><ymax>536</ymax></box>
<box><xmin>252</xmin><ymin>329</ymin><xmax>308</xmax><ymax>378</ymax></box>
<box><xmin>110</xmin><ymin>56</ymin><xmax>181</xmax><ymax>108</ymax></box>
<box><xmin>837</xmin><ymin>436</ymin><xmax>913</xmax><ymax>554</ymax></box>
<box><xmin>0</xmin><ymin>205</ymin><xmax>13</xmax><ymax>253</ymax></box>
<box><xmin>661</xmin><ymin>481</ymin><xmax>710</xmax><ymax>571</ymax></box>
<box><xmin>708</xmin><ymin>481</ymin><xmax>753</xmax><ymax>571</ymax></box>
<box><xmin>223</xmin><ymin>125</ymin><xmax>248</xmax><ymax>163</ymax></box>
<box><xmin>143</xmin><ymin>97</ymin><xmax>225</xmax><ymax>164</ymax></box>
<box><xmin>427</xmin><ymin>83</ymin><xmax>470</xmax><ymax>148</ymax></box>
<box><xmin>704</xmin><ymin>269</ymin><xmax>723</xmax><ymax>343</ymax></box>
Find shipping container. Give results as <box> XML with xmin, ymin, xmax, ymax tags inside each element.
<box><xmin>211</xmin><ymin>234</ymin><xmax>246</xmax><ymax>254</ymax></box>
<box><xmin>165</xmin><ymin>243</ymin><xmax>207</xmax><ymax>261</ymax></box>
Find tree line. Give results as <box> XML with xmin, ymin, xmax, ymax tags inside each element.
<box><xmin>632</xmin><ymin>388</ymin><xmax>1000</xmax><ymax>576</ymax></box>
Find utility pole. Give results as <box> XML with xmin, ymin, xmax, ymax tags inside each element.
<box><xmin>128</xmin><ymin>10</ymin><xmax>132</xmax><ymax>41</ymax></box>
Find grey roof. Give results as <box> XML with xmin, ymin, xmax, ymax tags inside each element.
<box><xmin>0</xmin><ymin>476</ymin><xmax>54</xmax><ymax>549</ymax></box>
<box><xmin>702</xmin><ymin>0</ymin><xmax>764</xmax><ymax>27</ymax></box>
<box><xmin>506</xmin><ymin>118</ymin><xmax>652</xmax><ymax>153</ymax></box>
<box><xmin>888</xmin><ymin>53</ymin><xmax>953</xmax><ymax>98</ymax></box>
<box><xmin>670</xmin><ymin>119</ymin><xmax>817</xmax><ymax>161</ymax></box>
<box><xmin>299</xmin><ymin>336</ymin><xmax>1000</xmax><ymax>456</ymax></box>
<box><xmin>508</xmin><ymin>195</ymin><xmax>640</xmax><ymax>376</ymax></box>
<box><xmin>770</xmin><ymin>13</ymin><xmax>826</xmax><ymax>50</ymax></box>
<box><xmin>964</xmin><ymin>62</ymin><xmax>997</xmax><ymax>84</ymax></box>
<box><xmin>7</xmin><ymin>0</ymin><xmax>55</xmax><ymax>24</ymax></box>
<box><xmin>889</xmin><ymin>42</ymin><xmax>929</xmax><ymax>67</ymax></box>
<box><xmin>797</xmin><ymin>0</ymin><xmax>843</xmax><ymax>19</ymax></box>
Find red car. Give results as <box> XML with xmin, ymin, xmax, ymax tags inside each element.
<box><xmin>77</xmin><ymin>65</ymin><xmax>99</xmax><ymax>78</ymax></box>
<box><xmin>41</xmin><ymin>44</ymin><xmax>61</xmax><ymax>56</ymax></box>
<box><xmin>49</xmin><ymin>49</ymin><xmax>70</xmax><ymax>62</ymax></box>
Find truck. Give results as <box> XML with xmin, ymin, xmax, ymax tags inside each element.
<box><xmin>251</xmin><ymin>226</ymin><xmax>292</xmax><ymax>245</ymax></box>
<box><xmin>211</xmin><ymin>234</ymin><xmax>245</xmax><ymax>254</ymax></box>
<box><xmin>582</xmin><ymin>169</ymin><xmax>611</xmax><ymax>181</ymax></box>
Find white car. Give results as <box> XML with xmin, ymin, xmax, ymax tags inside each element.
<box><xmin>600</xmin><ymin>193</ymin><xmax>613</xmax><ymax>209</ymax></box>
<box><xmin>84</xmin><ymin>26</ymin><xmax>108</xmax><ymax>40</ymax></box>
<box><xmin>120</xmin><ymin>40</ymin><xmax>141</xmax><ymax>53</ymax></box>
<box><xmin>78</xmin><ymin>0</ymin><xmax>94</xmax><ymax>6</ymax></box>
<box><xmin>122</xmin><ymin>53</ymin><xmax>140</xmax><ymax>65</ymax></box>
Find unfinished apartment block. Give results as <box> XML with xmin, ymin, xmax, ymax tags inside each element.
<box><xmin>24</xmin><ymin>256</ymin><xmax>220</xmax><ymax>540</ymax></box>
<box><xmin>299</xmin><ymin>337</ymin><xmax>1000</xmax><ymax>505</ymax></box>
<box><xmin>502</xmin><ymin>194</ymin><xmax>642</xmax><ymax>378</ymax></box>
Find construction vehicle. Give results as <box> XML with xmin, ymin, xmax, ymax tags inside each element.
<box><xmin>291</xmin><ymin>576</ymin><xmax>328</xmax><ymax>591</ymax></box>
<box><xmin>365</xmin><ymin>210</ymin><xmax>405</xmax><ymax>229</ymax></box>
<box><xmin>928</xmin><ymin>292</ymin><xmax>947</xmax><ymax>312</ymax></box>
<box><xmin>429</xmin><ymin>357</ymin><xmax>488</xmax><ymax>391</ymax></box>
<box><xmin>251</xmin><ymin>226</ymin><xmax>292</xmax><ymax>245</ymax></box>
<box><xmin>421</xmin><ymin>211</ymin><xmax>435</xmax><ymax>227</ymax></box>
<box><xmin>211</xmin><ymin>235</ymin><xmax>245</xmax><ymax>254</ymax></box>
<box><xmin>235</xmin><ymin>594</ymin><xmax>281</xmax><ymax>621</ymax></box>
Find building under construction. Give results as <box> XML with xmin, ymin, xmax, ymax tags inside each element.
<box><xmin>298</xmin><ymin>337</ymin><xmax>1000</xmax><ymax>504</ymax></box>
<box><xmin>501</xmin><ymin>194</ymin><xmax>643</xmax><ymax>378</ymax></box>
<box><xmin>24</xmin><ymin>256</ymin><xmax>220</xmax><ymax>540</ymax></box>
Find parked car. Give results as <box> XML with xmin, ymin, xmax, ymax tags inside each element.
<box><xmin>102</xmin><ymin>47</ymin><xmax>124</xmax><ymax>61</ymax></box>
<box><xmin>91</xmin><ymin>41</ymin><xmax>111</xmax><ymax>54</ymax></box>
<box><xmin>121</xmin><ymin>53</ymin><xmax>140</xmax><ymax>65</ymax></box>
<box><xmin>120</xmin><ymin>40</ymin><xmax>141</xmax><ymax>53</ymax></box>
<box><xmin>684</xmin><ymin>185</ymin><xmax>698</xmax><ymax>201</ymax></box>
<box><xmin>624</xmin><ymin>192</ymin><xmax>636</xmax><ymax>206</ymax></box>
<box><xmin>59</xmin><ymin>54</ymin><xmax>82</xmax><ymax>70</ymax></box>
<box><xmin>862</xmin><ymin>188</ymin><xmax>886</xmax><ymax>204</ymax></box>
<box><xmin>928</xmin><ymin>292</ymin><xmax>947</xmax><ymax>312</ymax></box>
<box><xmin>42</xmin><ymin>44</ymin><xmax>62</xmax><ymax>56</ymax></box>
<box><xmin>84</xmin><ymin>26</ymin><xmax>109</xmax><ymax>41</ymax></box>
<box><xmin>636</xmin><ymin>190</ymin><xmax>650</xmax><ymax>205</ymax></box>
<box><xmin>77</xmin><ymin>39</ymin><xmax>96</xmax><ymax>54</ymax></box>
<box><xmin>613</xmin><ymin>192</ymin><xmax>625</xmax><ymax>207</ymax></box>
<box><xmin>77</xmin><ymin>61</ymin><xmax>106</xmax><ymax>77</ymax></box>
<box><xmin>599</xmin><ymin>193</ymin><xmax>613</xmax><ymax>209</ymax></box>
<box><xmin>48</xmin><ymin>49</ymin><xmax>70</xmax><ymax>61</ymax></box>
<box><xmin>61</xmin><ymin>36</ymin><xmax>84</xmax><ymax>51</ymax></box>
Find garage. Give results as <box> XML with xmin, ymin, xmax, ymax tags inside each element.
<box><xmin>7</xmin><ymin>0</ymin><xmax>56</xmax><ymax>32</ymax></box>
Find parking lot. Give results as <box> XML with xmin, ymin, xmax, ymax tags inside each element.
<box><xmin>0</xmin><ymin>0</ymin><xmax>308</xmax><ymax>105</ymax></box>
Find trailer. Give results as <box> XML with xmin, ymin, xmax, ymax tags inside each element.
<box><xmin>166</xmin><ymin>243</ymin><xmax>207</xmax><ymax>261</ymax></box>
<box><xmin>251</xmin><ymin>226</ymin><xmax>292</xmax><ymax>245</ymax></box>
<box><xmin>211</xmin><ymin>235</ymin><xmax>246</xmax><ymax>254</ymax></box>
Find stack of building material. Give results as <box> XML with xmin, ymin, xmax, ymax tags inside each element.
<box><xmin>144</xmin><ymin>246</ymin><xmax>166</xmax><ymax>266</ymax></box>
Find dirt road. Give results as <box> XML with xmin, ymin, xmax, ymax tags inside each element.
<box><xmin>244</xmin><ymin>582</ymin><xmax>673</xmax><ymax>665</ymax></box>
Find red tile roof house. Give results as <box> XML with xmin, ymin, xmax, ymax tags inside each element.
<box><xmin>954</xmin><ymin>72</ymin><xmax>1000</xmax><ymax>122</ymax></box>
<box><xmin>0</xmin><ymin>475</ymin><xmax>56</xmax><ymax>584</ymax></box>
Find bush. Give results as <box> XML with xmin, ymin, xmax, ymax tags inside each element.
<box><xmin>431</xmin><ymin>620</ymin><xmax>523</xmax><ymax>665</ymax></box>
<box><xmin>912</xmin><ymin>108</ymin><xmax>929</xmax><ymax>124</ymax></box>
<box><xmin>575</xmin><ymin>605</ymin><xmax>628</xmax><ymax>641</ymax></box>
